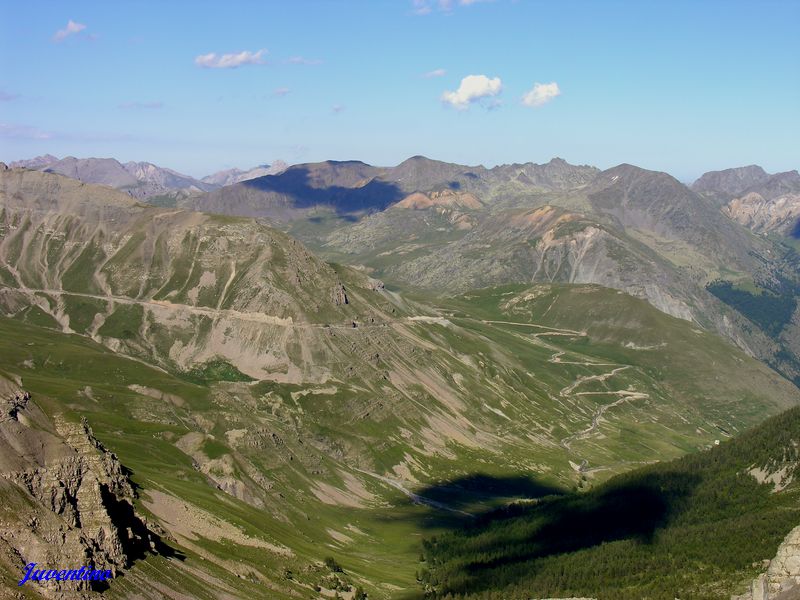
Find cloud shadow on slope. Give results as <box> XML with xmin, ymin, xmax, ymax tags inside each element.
<box><xmin>240</xmin><ymin>165</ymin><xmax>406</xmax><ymax>216</ymax></box>
<box><xmin>391</xmin><ymin>471</ymin><xmax>699</xmax><ymax>598</ymax></box>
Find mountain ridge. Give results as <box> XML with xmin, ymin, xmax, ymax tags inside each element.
<box><xmin>1</xmin><ymin>167</ymin><xmax>799</xmax><ymax>598</ymax></box>
<box><xmin>9</xmin><ymin>154</ymin><xmax>215</xmax><ymax>199</ymax></box>
<box><xmin>8</xmin><ymin>154</ymin><xmax>291</xmax><ymax>200</ymax></box>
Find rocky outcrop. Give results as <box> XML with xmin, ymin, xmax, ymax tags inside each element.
<box><xmin>331</xmin><ymin>283</ymin><xmax>349</xmax><ymax>306</ymax></box>
<box><xmin>766</xmin><ymin>527</ymin><xmax>800</xmax><ymax>597</ymax></box>
<box><xmin>724</xmin><ymin>193</ymin><xmax>800</xmax><ymax>236</ymax></box>
<box><xmin>734</xmin><ymin>526</ymin><xmax>800</xmax><ymax>599</ymax></box>
<box><xmin>0</xmin><ymin>382</ymin><xmax>163</xmax><ymax>594</ymax></box>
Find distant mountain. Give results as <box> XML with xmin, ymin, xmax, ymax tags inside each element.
<box><xmin>201</xmin><ymin>160</ymin><xmax>289</xmax><ymax>186</ymax></box>
<box><xmin>692</xmin><ymin>165</ymin><xmax>770</xmax><ymax>200</ymax></box>
<box><xmin>490</xmin><ymin>156</ymin><xmax>601</xmax><ymax>189</ymax></box>
<box><xmin>183</xmin><ymin>155</ymin><xmax>599</xmax><ymax>220</ymax></box>
<box><xmin>122</xmin><ymin>160</ymin><xmax>217</xmax><ymax>195</ymax></box>
<box><xmin>722</xmin><ymin>170</ymin><xmax>800</xmax><ymax>236</ymax></box>
<box><xmin>9</xmin><ymin>154</ymin><xmax>216</xmax><ymax>199</ymax></box>
<box><xmin>18</xmin><ymin>155</ymin><xmax>140</xmax><ymax>188</ymax></box>
<box><xmin>8</xmin><ymin>154</ymin><xmax>800</xmax><ymax>381</ymax></box>
<box><xmin>9</xmin><ymin>154</ymin><xmax>295</xmax><ymax>200</ymax></box>
<box><xmin>187</xmin><ymin>160</ymin><xmax>398</xmax><ymax>219</ymax></box>
<box><xmin>587</xmin><ymin>163</ymin><xmax>758</xmax><ymax>269</ymax></box>
<box><xmin>260</xmin><ymin>158</ymin><xmax>797</xmax><ymax>382</ymax></box>
<box><xmin>743</xmin><ymin>170</ymin><xmax>800</xmax><ymax>201</ymax></box>
<box><xmin>8</xmin><ymin>154</ymin><xmax>60</xmax><ymax>170</ymax></box>
<box><xmin>313</xmin><ymin>160</ymin><xmax>761</xmax><ymax>306</ymax></box>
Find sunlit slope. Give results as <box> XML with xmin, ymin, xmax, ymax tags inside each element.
<box><xmin>1</xmin><ymin>168</ymin><xmax>798</xmax><ymax>598</ymax></box>
<box><xmin>0</xmin><ymin>168</ymin><xmax>400</xmax><ymax>381</ymax></box>
<box><xmin>1</xmin><ymin>279</ymin><xmax>796</xmax><ymax>596</ymax></box>
<box><xmin>438</xmin><ymin>284</ymin><xmax>798</xmax><ymax>474</ymax></box>
<box><xmin>420</xmin><ymin>403</ymin><xmax>800</xmax><ymax>599</ymax></box>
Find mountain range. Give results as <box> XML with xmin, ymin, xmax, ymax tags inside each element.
<box><xmin>1</xmin><ymin>156</ymin><xmax>800</xmax><ymax>598</ymax></box>
<box><xmin>9</xmin><ymin>154</ymin><xmax>289</xmax><ymax>201</ymax></box>
<box><xmin>199</xmin><ymin>160</ymin><xmax>290</xmax><ymax>187</ymax></box>
<box><xmin>8</xmin><ymin>153</ymin><xmax>800</xmax><ymax>378</ymax></box>
<box><xmin>168</xmin><ymin>155</ymin><xmax>800</xmax><ymax>384</ymax></box>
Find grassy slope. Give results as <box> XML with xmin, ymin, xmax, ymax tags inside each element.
<box><xmin>2</xmin><ymin>281</ymin><xmax>797</xmax><ymax>597</ymax></box>
<box><xmin>0</xmin><ymin>315</ymin><xmax>432</xmax><ymax>598</ymax></box>
<box><xmin>420</xmin><ymin>405</ymin><xmax>800</xmax><ymax>600</ymax></box>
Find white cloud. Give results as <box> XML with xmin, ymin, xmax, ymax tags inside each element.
<box><xmin>0</xmin><ymin>90</ymin><xmax>19</xmax><ymax>102</ymax></box>
<box><xmin>286</xmin><ymin>56</ymin><xmax>322</xmax><ymax>65</ymax></box>
<box><xmin>522</xmin><ymin>82</ymin><xmax>561</xmax><ymax>107</ymax></box>
<box><xmin>274</xmin><ymin>87</ymin><xmax>291</xmax><ymax>97</ymax></box>
<box><xmin>195</xmin><ymin>49</ymin><xmax>267</xmax><ymax>69</ymax></box>
<box><xmin>424</xmin><ymin>68</ymin><xmax>447</xmax><ymax>78</ymax></box>
<box><xmin>53</xmin><ymin>20</ymin><xmax>86</xmax><ymax>43</ymax></box>
<box><xmin>441</xmin><ymin>74</ymin><xmax>502</xmax><ymax>110</ymax></box>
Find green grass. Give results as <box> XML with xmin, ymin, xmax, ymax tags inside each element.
<box><xmin>62</xmin><ymin>294</ymin><xmax>107</xmax><ymax>333</ymax></box>
<box><xmin>1</xmin><ymin>280</ymin><xmax>797</xmax><ymax>599</ymax></box>
<box><xmin>202</xmin><ymin>437</ymin><xmax>230</xmax><ymax>459</ymax></box>
<box><xmin>420</xmin><ymin>407</ymin><xmax>800</xmax><ymax>599</ymax></box>
<box><xmin>61</xmin><ymin>240</ymin><xmax>106</xmax><ymax>294</ymax></box>
<box><xmin>97</xmin><ymin>303</ymin><xmax>144</xmax><ymax>340</ymax></box>
<box><xmin>183</xmin><ymin>358</ymin><xmax>254</xmax><ymax>384</ymax></box>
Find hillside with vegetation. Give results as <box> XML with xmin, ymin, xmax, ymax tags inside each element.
<box><xmin>1</xmin><ymin>167</ymin><xmax>798</xmax><ymax>597</ymax></box>
<box><xmin>419</xmin><ymin>406</ymin><xmax>800</xmax><ymax>599</ymax></box>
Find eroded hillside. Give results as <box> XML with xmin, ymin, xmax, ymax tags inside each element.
<box><xmin>0</xmin><ymin>167</ymin><xmax>798</xmax><ymax>598</ymax></box>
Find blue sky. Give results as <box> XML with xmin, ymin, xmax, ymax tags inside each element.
<box><xmin>1</xmin><ymin>0</ymin><xmax>798</xmax><ymax>181</ymax></box>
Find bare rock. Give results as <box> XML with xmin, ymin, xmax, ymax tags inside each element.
<box><xmin>768</xmin><ymin>526</ymin><xmax>800</xmax><ymax>596</ymax></box>
<box><xmin>0</xmin><ymin>379</ymin><xmax>162</xmax><ymax>592</ymax></box>
<box><xmin>367</xmin><ymin>278</ymin><xmax>385</xmax><ymax>291</ymax></box>
<box><xmin>332</xmin><ymin>283</ymin><xmax>349</xmax><ymax>305</ymax></box>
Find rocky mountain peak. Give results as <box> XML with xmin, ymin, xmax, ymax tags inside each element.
<box><xmin>692</xmin><ymin>165</ymin><xmax>770</xmax><ymax>198</ymax></box>
<box><xmin>9</xmin><ymin>154</ymin><xmax>59</xmax><ymax>170</ymax></box>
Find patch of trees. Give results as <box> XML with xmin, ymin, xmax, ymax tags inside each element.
<box><xmin>707</xmin><ymin>279</ymin><xmax>796</xmax><ymax>338</ymax></box>
<box><xmin>419</xmin><ymin>407</ymin><xmax>800</xmax><ymax>599</ymax></box>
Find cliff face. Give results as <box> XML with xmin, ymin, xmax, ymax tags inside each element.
<box><xmin>724</xmin><ymin>193</ymin><xmax>800</xmax><ymax>236</ymax></box>
<box><xmin>0</xmin><ymin>376</ymin><xmax>161</xmax><ymax>595</ymax></box>
<box><xmin>767</xmin><ymin>527</ymin><xmax>800</xmax><ymax>597</ymax></box>
<box><xmin>734</xmin><ymin>526</ymin><xmax>800</xmax><ymax>600</ymax></box>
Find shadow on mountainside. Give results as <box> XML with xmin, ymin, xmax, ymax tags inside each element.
<box><xmin>94</xmin><ymin>468</ymin><xmax>185</xmax><ymax>591</ymax></box>
<box><xmin>403</xmin><ymin>471</ymin><xmax>699</xmax><ymax>597</ymax></box>
<box><xmin>415</xmin><ymin>473</ymin><xmax>563</xmax><ymax>517</ymax></box>
<box><xmin>378</xmin><ymin>473</ymin><xmax>564</xmax><ymax>533</ymax></box>
<box><xmin>241</xmin><ymin>165</ymin><xmax>405</xmax><ymax>215</ymax></box>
